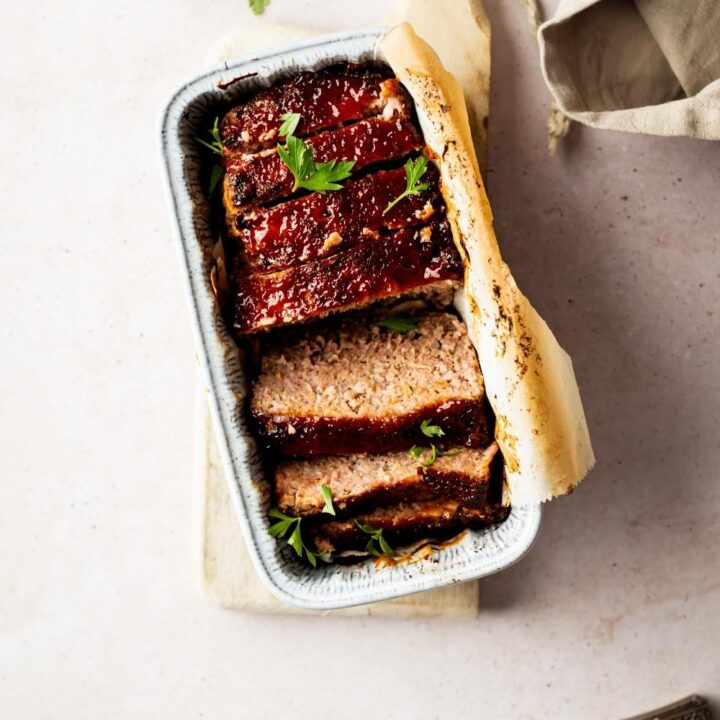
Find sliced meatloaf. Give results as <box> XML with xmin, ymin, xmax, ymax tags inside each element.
<box><xmin>220</xmin><ymin>70</ymin><xmax>404</xmax><ymax>154</ymax></box>
<box><xmin>311</xmin><ymin>500</ymin><xmax>510</xmax><ymax>554</ymax></box>
<box><xmin>233</xmin><ymin>220</ymin><xmax>463</xmax><ymax>334</ymax></box>
<box><xmin>223</xmin><ymin>114</ymin><xmax>421</xmax><ymax>213</ymax></box>
<box><xmin>232</xmin><ymin>164</ymin><xmax>443</xmax><ymax>270</ymax></box>
<box><xmin>275</xmin><ymin>443</ymin><xmax>498</xmax><ymax>518</ymax></box>
<box><xmin>251</xmin><ymin>312</ymin><xmax>490</xmax><ymax>453</ymax></box>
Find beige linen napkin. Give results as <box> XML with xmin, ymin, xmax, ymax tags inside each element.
<box><xmin>538</xmin><ymin>0</ymin><xmax>720</xmax><ymax>139</ymax></box>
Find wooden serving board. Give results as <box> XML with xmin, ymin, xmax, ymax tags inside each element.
<box><xmin>198</xmin><ymin>1</ymin><xmax>491</xmax><ymax>617</ymax></box>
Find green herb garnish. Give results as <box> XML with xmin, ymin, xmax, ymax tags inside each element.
<box><xmin>409</xmin><ymin>444</ymin><xmax>438</xmax><ymax>468</ymax></box>
<box><xmin>320</xmin><ymin>484</ymin><xmax>336</xmax><ymax>516</ymax></box>
<box><xmin>277</xmin><ymin>134</ymin><xmax>355</xmax><ymax>193</ymax></box>
<box><xmin>408</xmin><ymin>443</ymin><xmax>460</xmax><ymax>468</ymax></box>
<box><xmin>356</xmin><ymin>522</ymin><xmax>395</xmax><ymax>557</ymax></box>
<box><xmin>375</xmin><ymin>316</ymin><xmax>417</xmax><ymax>333</ymax></box>
<box><xmin>279</xmin><ymin>112</ymin><xmax>301</xmax><ymax>138</ymax></box>
<box><xmin>208</xmin><ymin>164</ymin><xmax>224</xmax><ymax>197</ymax></box>
<box><xmin>420</xmin><ymin>420</ymin><xmax>445</xmax><ymax>438</ymax></box>
<box><xmin>268</xmin><ymin>508</ymin><xmax>322</xmax><ymax>567</ymax></box>
<box><xmin>383</xmin><ymin>155</ymin><xmax>429</xmax><ymax>215</ymax></box>
<box><xmin>197</xmin><ymin>116</ymin><xmax>223</xmax><ymax>156</ymax></box>
<box><xmin>249</xmin><ymin>0</ymin><xmax>271</xmax><ymax>15</ymax></box>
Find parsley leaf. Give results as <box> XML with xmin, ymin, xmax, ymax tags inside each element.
<box><xmin>208</xmin><ymin>164</ymin><xmax>224</xmax><ymax>197</ymax></box>
<box><xmin>420</xmin><ymin>419</ymin><xmax>445</xmax><ymax>438</ymax></box>
<box><xmin>409</xmin><ymin>444</ymin><xmax>438</xmax><ymax>468</ymax></box>
<box><xmin>197</xmin><ymin>116</ymin><xmax>223</xmax><ymax>156</ymax></box>
<box><xmin>320</xmin><ymin>484</ymin><xmax>336</xmax><ymax>516</ymax></box>
<box><xmin>279</xmin><ymin>112</ymin><xmax>301</xmax><ymax>138</ymax></box>
<box><xmin>356</xmin><ymin>522</ymin><xmax>395</xmax><ymax>557</ymax></box>
<box><xmin>409</xmin><ymin>443</ymin><xmax>462</xmax><ymax>468</ymax></box>
<box><xmin>267</xmin><ymin>508</ymin><xmax>321</xmax><ymax>566</ymax></box>
<box><xmin>375</xmin><ymin>316</ymin><xmax>417</xmax><ymax>333</ymax></box>
<box><xmin>383</xmin><ymin>155</ymin><xmax>430</xmax><ymax>215</ymax></box>
<box><xmin>277</xmin><ymin>134</ymin><xmax>354</xmax><ymax>193</ymax></box>
<box><xmin>249</xmin><ymin>0</ymin><xmax>271</xmax><ymax>15</ymax></box>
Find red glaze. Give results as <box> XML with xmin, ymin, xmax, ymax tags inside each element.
<box><xmin>221</xmin><ymin>70</ymin><xmax>399</xmax><ymax>153</ymax></box>
<box><xmin>236</xmin><ymin>165</ymin><xmax>443</xmax><ymax>272</ymax></box>
<box><xmin>253</xmin><ymin>398</ymin><xmax>490</xmax><ymax>457</ymax></box>
<box><xmin>232</xmin><ymin>219</ymin><xmax>463</xmax><ymax>334</ymax></box>
<box><xmin>225</xmin><ymin>115</ymin><xmax>422</xmax><ymax>209</ymax></box>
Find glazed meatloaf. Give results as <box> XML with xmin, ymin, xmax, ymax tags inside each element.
<box><xmin>218</xmin><ymin>64</ymin><xmax>464</xmax><ymax>336</ymax></box>
<box><xmin>251</xmin><ymin>312</ymin><xmax>491</xmax><ymax>456</ymax></box>
<box><xmin>207</xmin><ymin>62</ymin><xmax>508</xmax><ymax>562</ymax></box>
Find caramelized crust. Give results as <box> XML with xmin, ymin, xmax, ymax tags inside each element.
<box><xmin>223</xmin><ymin>115</ymin><xmax>422</xmax><ymax>211</ymax></box>
<box><xmin>221</xmin><ymin>71</ymin><xmax>405</xmax><ymax>153</ymax></box>
<box><xmin>235</xmin><ymin>165</ymin><xmax>443</xmax><ymax>271</ymax></box>
<box><xmin>232</xmin><ymin>220</ymin><xmax>462</xmax><ymax>333</ymax></box>
<box><xmin>312</xmin><ymin>500</ymin><xmax>510</xmax><ymax>553</ymax></box>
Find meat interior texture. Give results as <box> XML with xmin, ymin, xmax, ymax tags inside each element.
<box><xmin>251</xmin><ymin>313</ymin><xmax>491</xmax><ymax>455</ymax></box>
<box><xmin>213</xmin><ymin>63</ymin><xmax>508</xmax><ymax>560</ymax></box>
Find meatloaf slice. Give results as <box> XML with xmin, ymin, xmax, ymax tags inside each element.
<box><xmin>311</xmin><ymin>500</ymin><xmax>510</xmax><ymax>554</ymax></box>
<box><xmin>232</xmin><ymin>164</ymin><xmax>443</xmax><ymax>271</ymax></box>
<box><xmin>220</xmin><ymin>71</ymin><xmax>406</xmax><ymax>153</ymax></box>
<box><xmin>252</xmin><ymin>312</ymin><xmax>490</xmax><ymax>453</ymax></box>
<box><xmin>233</xmin><ymin>220</ymin><xmax>463</xmax><ymax>334</ymax></box>
<box><xmin>275</xmin><ymin>443</ymin><xmax>498</xmax><ymax>518</ymax></box>
<box><xmin>222</xmin><ymin>114</ymin><xmax>422</xmax><ymax>212</ymax></box>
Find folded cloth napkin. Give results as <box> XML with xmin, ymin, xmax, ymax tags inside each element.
<box><xmin>538</xmin><ymin>0</ymin><xmax>720</xmax><ymax>139</ymax></box>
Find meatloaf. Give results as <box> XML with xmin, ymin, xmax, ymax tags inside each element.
<box><xmin>251</xmin><ymin>312</ymin><xmax>491</xmax><ymax>455</ymax></box>
<box><xmin>220</xmin><ymin>68</ymin><xmax>405</xmax><ymax>154</ymax></box>
<box><xmin>232</xmin><ymin>220</ymin><xmax>462</xmax><ymax>334</ymax></box>
<box><xmin>232</xmin><ymin>164</ymin><xmax>443</xmax><ymax>270</ymax></box>
<box><xmin>312</xmin><ymin>500</ymin><xmax>510</xmax><ymax>554</ymax></box>
<box><xmin>207</xmin><ymin>62</ymin><xmax>509</xmax><ymax>563</ymax></box>
<box><xmin>276</xmin><ymin>443</ymin><xmax>499</xmax><ymax>518</ymax></box>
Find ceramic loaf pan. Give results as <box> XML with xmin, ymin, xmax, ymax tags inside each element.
<box><xmin>160</xmin><ymin>27</ymin><xmax>542</xmax><ymax>610</ymax></box>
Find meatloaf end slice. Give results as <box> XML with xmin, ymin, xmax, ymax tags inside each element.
<box><xmin>311</xmin><ymin>499</ymin><xmax>510</xmax><ymax>554</ymax></box>
<box><xmin>220</xmin><ymin>72</ymin><xmax>405</xmax><ymax>154</ymax></box>
<box><xmin>252</xmin><ymin>312</ymin><xmax>490</xmax><ymax>454</ymax></box>
<box><xmin>275</xmin><ymin>443</ymin><xmax>498</xmax><ymax>518</ymax></box>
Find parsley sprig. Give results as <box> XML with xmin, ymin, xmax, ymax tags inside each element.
<box><xmin>356</xmin><ymin>522</ymin><xmax>395</xmax><ymax>557</ymax></box>
<box><xmin>383</xmin><ymin>156</ymin><xmax>429</xmax><ymax>215</ymax></box>
<box><xmin>249</xmin><ymin>0</ymin><xmax>271</xmax><ymax>15</ymax></box>
<box><xmin>268</xmin><ymin>508</ymin><xmax>323</xmax><ymax>567</ymax></box>
<box><xmin>375</xmin><ymin>316</ymin><xmax>417</xmax><ymax>333</ymax></box>
<box><xmin>279</xmin><ymin>112</ymin><xmax>301</xmax><ymax>138</ymax></box>
<box><xmin>409</xmin><ymin>444</ymin><xmax>439</xmax><ymax>468</ymax></box>
<box><xmin>197</xmin><ymin>116</ymin><xmax>223</xmax><ymax>156</ymax></box>
<box><xmin>197</xmin><ymin>117</ymin><xmax>225</xmax><ymax>197</ymax></box>
<box><xmin>409</xmin><ymin>420</ymin><xmax>460</xmax><ymax>467</ymax></box>
<box><xmin>276</xmin><ymin>112</ymin><xmax>354</xmax><ymax>193</ymax></box>
<box><xmin>420</xmin><ymin>419</ymin><xmax>445</xmax><ymax>438</ymax></box>
<box><xmin>320</xmin><ymin>484</ymin><xmax>336</xmax><ymax>516</ymax></box>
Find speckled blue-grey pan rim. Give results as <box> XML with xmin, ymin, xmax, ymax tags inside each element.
<box><xmin>158</xmin><ymin>27</ymin><xmax>542</xmax><ymax>610</ymax></box>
